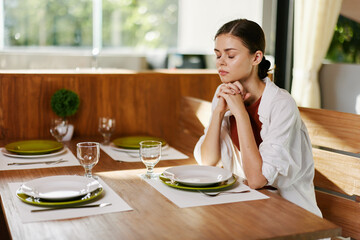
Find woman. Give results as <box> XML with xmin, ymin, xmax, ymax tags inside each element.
<box><xmin>194</xmin><ymin>19</ymin><xmax>322</xmax><ymax>217</ymax></box>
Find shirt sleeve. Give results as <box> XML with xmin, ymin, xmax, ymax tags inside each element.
<box><xmin>259</xmin><ymin>97</ymin><xmax>302</xmax><ymax>188</ymax></box>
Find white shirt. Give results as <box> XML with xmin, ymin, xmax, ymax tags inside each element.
<box><xmin>194</xmin><ymin>78</ymin><xmax>322</xmax><ymax>217</ymax></box>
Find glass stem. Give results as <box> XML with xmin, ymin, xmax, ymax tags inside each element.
<box><xmin>146</xmin><ymin>166</ymin><xmax>154</xmax><ymax>175</ymax></box>
<box><xmin>103</xmin><ymin>134</ymin><xmax>111</xmax><ymax>145</ymax></box>
<box><xmin>84</xmin><ymin>167</ymin><xmax>93</xmax><ymax>178</ymax></box>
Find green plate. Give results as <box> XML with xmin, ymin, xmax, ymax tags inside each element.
<box><xmin>159</xmin><ymin>174</ymin><xmax>238</xmax><ymax>191</ymax></box>
<box><xmin>113</xmin><ymin>136</ymin><xmax>167</xmax><ymax>149</ymax></box>
<box><xmin>16</xmin><ymin>187</ymin><xmax>103</xmax><ymax>207</ymax></box>
<box><xmin>5</xmin><ymin>140</ymin><xmax>63</xmax><ymax>155</ymax></box>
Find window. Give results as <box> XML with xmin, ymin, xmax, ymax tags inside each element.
<box><xmin>326</xmin><ymin>15</ymin><xmax>360</xmax><ymax>64</ymax></box>
<box><xmin>2</xmin><ymin>0</ymin><xmax>178</xmax><ymax>50</ymax></box>
<box><xmin>4</xmin><ymin>0</ymin><xmax>93</xmax><ymax>47</ymax></box>
<box><xmin>102</xmin><ymin>0</ymin><xmax>178</xmax><ymax>49</ymax></box>
<box><xmin>0</xmin><ymin>0</ymin><xmax>275</xmax><ymax>70</ymax></box>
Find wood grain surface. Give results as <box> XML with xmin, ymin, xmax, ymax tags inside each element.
<box><xmin>0</xmin><ymin>72</ymin><xmax>220</xmax><ymax>145</ymax></box>
<box><xmin>299</xmin><ymin>107</ymin><xmax>360</xmax><ymax>239</ymax></box>
<box><xmin>316</xmin><ymin>191</ymin><xmax>360</xmax><ymax>239</ymax></box>
<box><xmin>0</xmin><ymin>73</ymin><xmax>342</xmax><ymax>239</ymax></box>
<box><xmin>299</xmin><ymin>107</ymin><xmax>360</xmax><ymax>154</ymax></box>
<box><xmin>313</xmin><ymin>148</ymin><xmax>360</xmax><ymax>196</ymax></box>
<box><xmin>0</xmin><ymin>138</ymin><xmax>341</xmax><ymax>240</ymax></box>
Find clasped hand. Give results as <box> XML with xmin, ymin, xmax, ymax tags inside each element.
<box><xmin>216</xmin><ymin>81</ymin><xmax>251</xmax><ymax>116</ymax></box>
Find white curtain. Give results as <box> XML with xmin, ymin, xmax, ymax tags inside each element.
<box><xmin>291</xmin><ymin>0</ymin><xmax>342</xmax><ymax>108</ymax></box>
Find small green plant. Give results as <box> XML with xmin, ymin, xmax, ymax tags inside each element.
<box><xmin>51</xmin><ymin>89</ymin><xmax>80</xmax><ymax>119</ymax></box>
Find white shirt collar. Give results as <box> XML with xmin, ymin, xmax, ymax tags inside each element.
<box><xmin>258</xmin><ymin>77</ymin><xmax>279</xmax><ymax>120</ymax></box>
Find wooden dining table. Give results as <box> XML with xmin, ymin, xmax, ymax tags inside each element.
<box><xmin>0</xmin><ymin>137</ymin><xmax>341</xmax><ymax>240</ymax></box>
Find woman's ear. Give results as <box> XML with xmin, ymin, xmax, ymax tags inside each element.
<box><xmin>253</xmin><ymin>50</ymin><xmax>263</xmax><ymax>65</ymax></box>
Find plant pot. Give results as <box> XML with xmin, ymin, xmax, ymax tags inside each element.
<box><xmin>63</xmin><ymin>124</ymin><xmax>74</xmax><ymax>141</ymax></box>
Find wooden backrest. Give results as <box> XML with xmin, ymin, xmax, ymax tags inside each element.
<box><xmin>178</xmin><ymin>96</ymin><xmax>212</xmax><ymax>153</ymax></box>
<box><xmin>0</xmin><ymin>72</ymin><xmax>220</xmax><ymax>144</ymax></box>
<box><xmin>299</xmin><ymin>107</ymin><xmax>360</xmax><ymax>239</ymax></box>
<box><xmin>299</xmin><ymin>107</ymin><xmax>360</xmax><ymax>153</ymax></box>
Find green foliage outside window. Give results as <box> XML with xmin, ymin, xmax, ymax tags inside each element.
<box><xmin>4</xmin><ymin>0</ymin><xmax>178</xmax><ymax>49</ymax></box>
<box><xmin>4</xmin><ymin>0</ymin><xmax>92</xmax><ymax>47</ymax></box>
<box><xmin>326</xmin><ymin>15</ymin><xmax>360</xmax><ymax>64</ymax></box>
<box><xmin>102</xmin><ymin>0</ymin><xmax>178</xmax><ymax>49</ymax></box>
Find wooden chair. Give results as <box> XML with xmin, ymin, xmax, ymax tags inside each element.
<box><xmin>299</xmin><ymin>107</ymin><xmax>360</xmax><ymax>240</ymax></box>
<box><xmin>178</xmin><ymin>96</ymin><xmax>212</xmax><ymax>153</ymax></box>
<box><xmin>179</xmin><ymin>96</ymin><xmax>360</xmax><ymax>239</ymax></box>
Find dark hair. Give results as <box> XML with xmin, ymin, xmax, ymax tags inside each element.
<box><xmin>215</xmin><ymin>19</ymin><xmax>271</xmax><ymax>79</ymax></box>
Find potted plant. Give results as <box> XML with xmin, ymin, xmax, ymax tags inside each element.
<box><xmin>51</xmin><ymin>88</ymin><xmax>80</xmax><ymax>141</ymax></box>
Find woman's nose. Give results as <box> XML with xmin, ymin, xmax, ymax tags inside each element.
<box><xmin>217</xmin><ymin>56</ymin><xmax>226</xmax><ymax>66</ymax></box>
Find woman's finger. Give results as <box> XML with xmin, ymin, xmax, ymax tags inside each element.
<box><xmin>225</xmin><ymin>83</ymin><xmax>240</xmax><ymax>94</ymax></box>
<box><xmin>218</xmin><ymin>85</ymin><xmax>236</xmax><ymax>95</ymax></box>
<box><xmin>217</xmin><ymin>91</ymin><xmax>229</xmax><ymax>99</ymax></box>
<box><xmin>232</xmin><ymin>81</ymin><xmax>246</xmax><ymax>94</ymax></box>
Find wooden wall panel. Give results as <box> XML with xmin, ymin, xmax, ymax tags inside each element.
<box><xmin>0</xmin><ymin>72</ymin><xmax>220</xmax><ymax>147</ymax></box>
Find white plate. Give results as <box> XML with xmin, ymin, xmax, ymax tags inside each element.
<box><xmin>110</xmin><ymin>143</ymin><xmax>169</xmax><ymax>153</ymax></box>
<box><xmin>1</xmin><ymin>147</ymin><xmax>67</xmax><ymax>159</ymax></box>
<box><xmin>20</xmin><ymin>175</ymin><xmax>102</xmax><ymax>201</ymax></box>
<box><xmin>163</xmin><ymin>165</ymin><xmax>233</xmax><ymax>187</ymax></box>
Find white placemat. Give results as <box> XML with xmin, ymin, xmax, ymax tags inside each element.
<box><xmin>0</xmin><ymin>147</ymin><xmax>80</xmax><ymax>171</ymax></box>
<box><xmin>142</xmin><ymin>176</ymin><xmax>269</xmax><ymax>208</ymax></box>
<box><xmin>100</xmin><ymin>144</ymin><xmax>188</xmax><ymax>162</ymax></box>
<box><xmin>6</xmin><ymin>177</ymin><xmax>133</xmax><ymax>223</ymax></box>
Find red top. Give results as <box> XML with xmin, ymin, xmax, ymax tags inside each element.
<box><xmin>230</xmin><ymin>97</ymin><xmax>263</xmax><ymax>150</ymax></box>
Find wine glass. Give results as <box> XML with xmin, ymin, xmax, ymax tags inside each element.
<box><xmin>77</xmin><ymin>142</ymin><xmax>100</xmax><ymax>179</ymax></box>
<box><xmin>50</xmin><ymin>118</ymin><xmax>69</xmax><ymax>142</ymax></box>
<box><xmin>139</xmin><ymin>140</ymin><xmax>162</xmax><ymax>179</ymax></box>
<box><xmin>98</xmin><ymin>117</ymin><xmax>116</xmax><ymax>145</ymax></box>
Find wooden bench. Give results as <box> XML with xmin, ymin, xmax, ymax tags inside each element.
<box><xmin>299</xmin><ymin>107</ymin><xmax>360</xmax><ymax>240</ymax></box>
<box><xmin>179</xmin><ymin>96</ymin><xmax>360</xmax><ymax>240</ymax></box>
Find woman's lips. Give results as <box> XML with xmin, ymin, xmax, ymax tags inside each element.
<box><xmin>219</xmin><ymin>70</ymin><xmax>228</xmax><ymax>76</ymax></box>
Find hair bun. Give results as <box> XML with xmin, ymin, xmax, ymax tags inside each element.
<box><xmin>258</xmin><ymin>56</ymin><xmax>271</xmax><ymax>79</ymax></box>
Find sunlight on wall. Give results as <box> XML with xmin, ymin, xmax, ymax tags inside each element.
<box><xmin>195</xmin><ymin>101</ymin><xmax>212</xmax><ymax>128</ymax></box>
<box><xmin>356</xmin><ymin>94</ymin><xmax>360</xmax><ymax>114</ymax></box>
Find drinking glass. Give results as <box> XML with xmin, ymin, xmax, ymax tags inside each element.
<box><xmin>50</xmin><ymin>118</ymin><xmax>69</xmax><ymax>142</ymax></box>
<box><xmin>77</xmin><ymin>142</ymin><xmax>100</xmax><ymax>178</ymax></box>
<box><xmin>98</xmin><ymin>117</ymin><xmax>116</xmax><ymax>145</ymax></box>
<box><xmin>140</xmin><ymin>140</ymin><xmax>162</xmax><ymax>179</ymax></box>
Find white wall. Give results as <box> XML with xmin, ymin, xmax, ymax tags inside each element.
<box><xmin>177</xmin><ymin>0</ymin><xmax>264</xmax><ymax>54</ymax></box>
<box><xmin>341</xmin><ymin>0</ymin><xmax>360</xmax><ymax>23</ymax></box>
<box><xmin>319</xmin><ymin>63</ymin><xmax>360</xmax><ymax>114</ymax></box>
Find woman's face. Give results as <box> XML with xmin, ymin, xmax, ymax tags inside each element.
<box><xmin>214</xmin><ymin>34</ymin><xmax>257</xmax><ymax>83</ymax></box>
